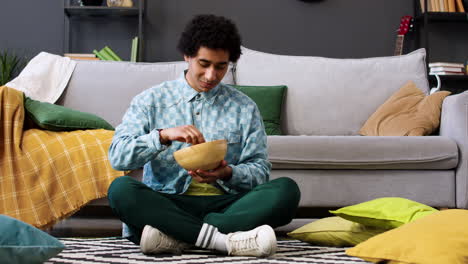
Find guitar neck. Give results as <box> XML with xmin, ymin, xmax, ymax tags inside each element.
<box><xmin>394</xmin><ymin>35</ymin><xmax>405</xmax><ymax>56</ymax></box>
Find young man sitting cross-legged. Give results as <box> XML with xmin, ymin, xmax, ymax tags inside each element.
<box><xmin>107</xmin><ymin>14</ymin><xmax>300</xmax><ymax>257</ymax></box>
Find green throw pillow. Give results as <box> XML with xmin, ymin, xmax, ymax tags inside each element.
<box><xmin>287</xmin><ymin>216</ymin><xmax>387</xmax><ymax>247</ymax></box>
<box><xmin>24</xmin><ymin>97</ymin><xmax>114</xmax><ymax>131</ymax></box>
<box><xmin>0</xmin><ymin>214</ymin><xmax>65</xmax><ymax>264</ymax></box>
<box><xmin>232</xmin><ymin>85</ymin><xmax>286</xmax><ymax>135</ymax></box>
<box><xmin>329</xmin><ymin>197</ymin><xmax>438</xmax><ymax>229</ymax></box>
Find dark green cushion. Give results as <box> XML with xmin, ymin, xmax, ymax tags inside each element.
<box><xmin>0</xmin><ymin>214</ymin><xmax>65</xmax><ymax>263</ymax></box>
<box><xmin>24</xmin><ymin>97</ymin><xmax>114</xmax><ymax>131</ymax></box>
<box><xmin>232</xmin><ymin>85</ymin><xmax>286</xmax><ymax>135</ymax></box>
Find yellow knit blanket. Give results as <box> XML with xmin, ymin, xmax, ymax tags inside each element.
<box><xmin>0</xmin><ymin>86</ymin><xmax>126</xmax><ymax>229</ymax></box>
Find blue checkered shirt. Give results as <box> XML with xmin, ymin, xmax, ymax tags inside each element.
<box><xmin>109</xmin><ymin>73</ymin><xmax>271</xmax><ymax>195</ymax></box>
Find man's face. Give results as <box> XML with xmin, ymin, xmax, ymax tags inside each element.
<box><xmin>184</xmin><ymin>46</ymin><xmax>230</xmax><ymax>93</ymax></box>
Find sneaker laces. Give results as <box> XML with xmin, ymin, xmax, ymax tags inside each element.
<box><xmin>232</xmin><ymin>236</ymin><xmax>258</xmax><ymax>252</ymax></box>
<box><xmin>226</xmin><ymin>225</ymin><xmax>276</xmax><ymax>257</ymax></box>
<box><xmin>227</xmin><ymin>232</ymin><xmax>259</xmax><ymax>254</ymax></box>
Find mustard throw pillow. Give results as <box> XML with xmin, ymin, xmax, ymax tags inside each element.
<box><xmin>329</xmin><ymin>197</ymin><xmax>438</xmax><ymax>229</ymax></box>
<box><xmin>287</xmin><ymin>216</ymin><xmax>387</xmax><ymax>247</ymax></box>
<box><xmin>346</xmin><ymin>209</ymin><xmax>468</xmax><ymax>264</ymax></box>
<box><xmin>359</xmin><ymin>81</ymin><xmax>450</xmax><ymax>136</ymax></box>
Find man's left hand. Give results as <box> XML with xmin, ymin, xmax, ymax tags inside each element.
<box><xmin>188</xmin><ymin>160</ymin><xmax>232</xmax><ymax>183</ymax></box>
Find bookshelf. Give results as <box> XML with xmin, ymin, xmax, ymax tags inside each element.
<box><xmin>414</xmin><ymin>0</ymin><xmax>468</xmax><ymax>93</ymax></box>
<box><xmin>63</xmin><ymin>0</ymin><xmax>144</xmax><ymax>61</ymax></box>
<box><xmin>416</xmin><ymin>11</ymin><xmax>468</xmax><ymax>21</ymax></box>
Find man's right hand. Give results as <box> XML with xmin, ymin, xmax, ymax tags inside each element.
<box><xmin>159</xmin><ymin>125</ymin><xmax>206</xmax><ymax>145</ymax></box>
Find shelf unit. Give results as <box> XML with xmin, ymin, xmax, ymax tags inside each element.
<box><xmin>63</xmin><ymin>0</ymin><xmax>144</xmax><ymax>61</ymax></box>
<box><xmin>414</xmin><ymin>1</ymin><xmax>468</xmax><ymax>92</ymax></box>
<box><xmin>415</xmin><ymin>11</ymin><xmax>468</xmax><ymax>62</ymax></box>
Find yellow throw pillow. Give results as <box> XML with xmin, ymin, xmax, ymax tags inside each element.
<box><xmin>359</xmin><ymin>81</ymin><xmax>450</xmax><ymax>136</ymax></box>
<box><xmin>346</xmin><ymin>209</ymin><xmax>468</xmax><ymax>264</ymax></box>
<box><xmin>287</xmin><ymin>216</ymin><xmax>387</xmax><ymax>247</ymax></box>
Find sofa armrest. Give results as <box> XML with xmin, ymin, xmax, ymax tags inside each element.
<box><xmin>440</xmin><ymin>91</ymin><xmax>468</xmax><ymax>208</ymax></box>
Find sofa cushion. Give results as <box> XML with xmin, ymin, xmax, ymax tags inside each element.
<box><xmin>267</xmin><ymin>136</ymin><xmax>458</xmax><ymax>169</ymax></box>
<box><xmin>270</xmin><ymin>170</ymin><xmax>455</xmax><ymax>208</ymax></box>
<box><xmin>58</xmin><ymin>61</ymin><xmax>234</xmax><ymax>127</ymax></box>
<box><xmin>25</xmin><ymin>96</ymin><xmax>114</xmax><ymax>131</ymax></box>
<box><xmin>235</xmin><ymin>47</ymin><xmax>429</xmax><ymax>136</ymax></box>
<box><xmin>231</xmin><ymin>85</ymin><xmax>286</xmax><ymax>135</ymax></box>
<box><xmin>359</xmin><ymin>81</ymin><xmax>450</xmax><ymax>136</ymax></box>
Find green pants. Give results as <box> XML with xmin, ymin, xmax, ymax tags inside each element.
<box><xmin>108</xmin><ymin>176</ymin><xmax>300</xmax><ymax>245</ymax></box>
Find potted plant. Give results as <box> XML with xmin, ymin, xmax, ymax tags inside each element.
<box><xmin>0</xmin><ymin>50</ymin><xmax>25</xmax><ymax>86</ymax></box>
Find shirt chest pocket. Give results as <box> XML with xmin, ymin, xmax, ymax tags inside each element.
<box><xmin>208</xmin><ymin>130</ymin><xmax>241</xmax><ymax>164</ymax></box>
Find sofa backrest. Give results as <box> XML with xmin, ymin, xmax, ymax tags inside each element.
<box><xmin>58</xmin><ymin>61</ymin><xmax>234</xmax><ymax>127</ymax></box>
<box><xmin>234</xmin><ymin>47</ymin><xmax>430</xmax><ymax>136</ymax></box>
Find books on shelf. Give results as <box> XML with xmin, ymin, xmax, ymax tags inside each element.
<box><xmin>64</xmin><ymin>53</ymin><xmax>100</xmax><ymax>60</ymax></box>
<box><xmin>420</xmin><ymin>0</ymin><xmax>465</xmax><ymax>12</ymax></box>
<box><xmin>131</xmin><ymin>36</ymin><xmax>139</xmax><ymax>62</ymax></box>
<box><xmin>69</xmin><ymin>44</ymin><xmax>132</xmax><ymax>62</ymax></box>
<box><xmin>92</xmin><ymin>46</ymin><xmax>122</xmax><ymax>61</ymax></box>
<box><xmin>429</xmin><ymin>62</ymin><xmax>465</xmax><ymax>68</ymax></box>
<box><xmin>93</xmin><ymin>50</ymin><xmax>106</xmax><ymax>60</ymax></box>
<box><xmin>429</xmin><ymin>71</ymin><xmax>464</xmax><ymax>75</ymax></box>
<box><xmin>103</xmin><ymin>46</ymin><xmax>122</xmax><ymax>61</ymax></box>
<box><xmin>448</xmin><ymin>0</ymin><xmax>456</xmax><ymax>11</ymax></box>
<box><xmin>64</xmin><ymin>53</ymin><xmax>96</xmax><ymax>58</ymax></box>
<box><xmin>430</xmin><ymin>66</ymin><xmax>463</xmax><ymax>72</ymax></box>
<box><xmin>456</xmin><ymin>0</ymin><xmax>465</xmax><ymax>11</ymax></box>
<box><xmin>429</xmin><ymin>61</ymin><xmax>466</xmax><ymax>75</ymax></box>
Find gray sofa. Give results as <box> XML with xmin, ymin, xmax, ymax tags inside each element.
<box><xmin>55</xmin><ymin>47</ymin><xmax>468</xmax><ymax>234</ymax></box>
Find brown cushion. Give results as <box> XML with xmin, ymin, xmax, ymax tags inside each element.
<box><xmin>359</xmin><ymin>81</ymin><xmax>450</xmax><ymax>136</ymax></box>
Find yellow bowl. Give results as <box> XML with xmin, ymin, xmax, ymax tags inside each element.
<box><xmin>173</xmin><ymin>139</ymin><xmax>227</xmax><ymax>171</ymax></box>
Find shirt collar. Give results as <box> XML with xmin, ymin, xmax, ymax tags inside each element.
<box><xmin>178</xmin><ymin>71</ymin><xmax>220</xmax><ymax>105</ymax></box>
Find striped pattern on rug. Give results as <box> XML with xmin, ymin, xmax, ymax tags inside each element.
<box><xmin>46</xmin><ymin>237</ymin><xmax>371</xmax><ymax>264</ymax></box>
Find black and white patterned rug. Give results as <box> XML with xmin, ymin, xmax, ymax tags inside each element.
<box><xmin>46</xmin><ymin>237</ymin><xmax>370</xmax><ymax>264</ymax></box>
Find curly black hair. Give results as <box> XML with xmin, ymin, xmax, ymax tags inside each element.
<box><xmin>177</xmin><ymin>14</ymin><xmax>242</xmax><ymax>63</ymax></box>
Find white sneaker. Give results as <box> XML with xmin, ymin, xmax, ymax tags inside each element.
<box><xmin>140</xmin><ymin>225</ymin><xmax>190</xmax><ymax>254</ymax></box>
<box><xmin>226</xmin><ymin>225</ymin><xmax>277</xmax><ymax>257</ymax></box>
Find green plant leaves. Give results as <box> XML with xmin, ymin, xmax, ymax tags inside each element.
<box><xmin>0</xmin><ymin>51</ymin><xmax>24</xmax><ymax>86</ymax></box>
